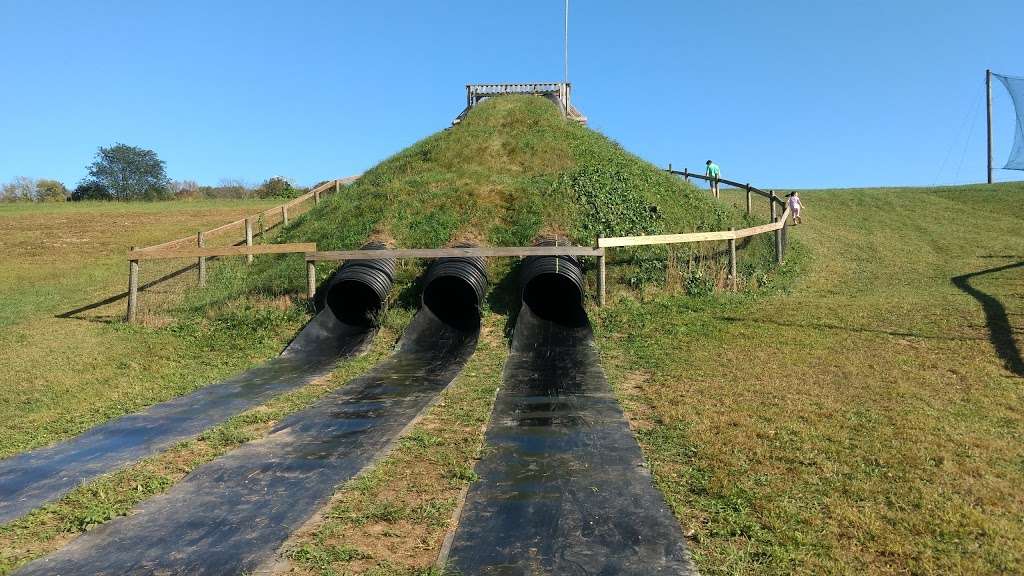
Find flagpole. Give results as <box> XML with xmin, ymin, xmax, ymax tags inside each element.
<box><xmin>987</xmin><ymin>69</ymin><xmax>994</xmax><ymax>184</ymax></box>
<box><xmin>564</xmin><ymin>0</ymin><xmax>569</xmax><ymax>115</ymax></box>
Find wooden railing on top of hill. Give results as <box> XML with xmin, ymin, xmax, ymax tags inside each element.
<box><xmin>123</xmin><ymin>169</ymin><xmax>790</xmax><ymax>322</ymax></box>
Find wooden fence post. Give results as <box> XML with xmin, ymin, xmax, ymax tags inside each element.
<box><xmin>668</xmin><ymin>162</ymin><xmax>672</xmax><ymax>172</ymax></box>
<box><xmin>683</xmin><ymin>167</ymin><xmax>689</xmax><ymax>183</ymax></box>
<box><xmin>597</xmin><ymin>249</ymin><xmax>606</xmax><ymax>307</ymax></box>
<box><xmin>334</xmin><ymin>179</ymin><xmax>340</xmax><ymax>195</ymax></box>
<box><xmin>245</xmin><ymin>218</ymin><xmax>254</xmax><ymax>264</ymax></box>
<box><xmin>769</xmin><ymin>190</ymin><xmax>777</xmax><ymax>222</ymax></box>
<box><xmin>728</xmin><ymin>228</ymin><xmax>737</xmax><ymax>292</ymax></box>
<box><xmin>770</xmin><ymin>191</ymin><xmax>783</xmax><ymax>264</ymax></box>
<box><xmin>307</xmin><ymin>260</ymin><xmax>316</xmax><ymax>299</ymax></box>
<box><xmin>745</xmin><ymin>184</ymin><xmax>752</xmax><ymax>216</ymax></box>
<box><xmin>127</xmin><ymin>249</ymin><xmax>139</xmax><ymax>323</ymax></box>
<box><xmin>314</xmin><ymin>188</ymin><xmax>321</xmax><ymax>205</ymax></box>
<box><xmin>197</xmin><ymin>231</ymin><xmax>207</xmax><ymax>287</ymax></box>
<box><xmin>282</xmin><ymin>206</ymin><xmax>289</xmax><ymax>227</ymax></box>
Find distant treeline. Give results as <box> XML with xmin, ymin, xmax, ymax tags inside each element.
<box><xmin>1</xmin><ymin>143</ymin><xmax>310</xmax><ymax>203</ymax></box>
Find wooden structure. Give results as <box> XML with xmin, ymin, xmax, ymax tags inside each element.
<box><xmin>125</xmin><ymin>169</ymin><xmax>790</xmax><ymax>322</ymax></box>
<box><xmin>453</xmin><ymin>82</ymin><xmax>586</xmax><ymax>124</ymax></box>
<box><xmin>304</xmin><ymin>245</ymin><xmax>604</xmax><ymax>304</ymax></box>
<box><xmin>124</xmin><ymin>177</ymin><xmax>353</xmax><ymax>323</ymax></box>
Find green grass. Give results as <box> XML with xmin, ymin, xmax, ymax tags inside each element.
<box><xmin>8</xmin><ymin>96</ymin><xmax>1012</xmax><ymax>576</ymax></box>
<box><xmin>183</xmin><ymin>95</ymin><xmax>769</xmax><ymax>313</ymax></box>
<box><xmin>594</xmin><ymin>181</ymin><xmax>1024</xmax><ymax>574</ymax></box>
<box><xmin>0</xmin><ymin>198</ymin><xmax>293</xmax><ymax>458</ymax></box>
<box><xmin>283</xmin><ymin>314</ymin><xmax>507</xmax><ymax>576</ymax></box>
<box><xmin>0</xmin><ymin>308</ymin><xmax>408</xmax><ymax>574</ymax></box>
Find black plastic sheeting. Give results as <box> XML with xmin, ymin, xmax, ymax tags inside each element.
<box><xmin>14</xmin><ymin>256</ymin><xmax>486</xmax><ymax>576</ymax></box>
<box><xmin>0</xmin><ymin>249</ymin><xmax>395</xmax><ymax>526</ymax></box>
<box><xmin>443</xmin><ymin>249</ymin><xmax>695</xmax><ymax>575</ymax></box>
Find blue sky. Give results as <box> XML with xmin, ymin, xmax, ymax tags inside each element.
<box><xmin>1</xmin><ymin>0</ymin><xmax>1022</xmax><ymax>190</ymax></box>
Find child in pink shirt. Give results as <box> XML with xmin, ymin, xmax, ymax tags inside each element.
<box><xmin>787</xmin><ymin>192</ymin><xmax>803</xmax><ymax>225</ymax></box>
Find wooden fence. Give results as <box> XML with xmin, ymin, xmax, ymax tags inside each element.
<box><xmin>455</xmin><ymin>82</ymin><xmax>586</xmax><ymax>124</ymax></box>
<box><xmin>124</xmin><ymin>170</ymin><xmax>790</xmax><ymax>322</ymax></box>
<box><xmin>124</xmin><ymin>177</ymin><xmax>351</xmax><ymax>322</ymax></box>
<box><xmin>595</xmin><ymin>166</ymin><xmax>792</xmax><ymax>293</ymax></box>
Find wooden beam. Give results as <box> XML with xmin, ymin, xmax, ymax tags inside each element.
<box><xmin>732</xmin><ymin>220</ymin><xmax>783</xmax><ymax>239</ymax></box>
<box><xmin>126</xmin><ymin>252</ymin><xmax>139</xmax><ymax>323</ymax></box>
<box><xmin>728</xmin><ymin>229</ymin><xmax>737</xmax><ymax>292</ymax></box>
<box><xmin>598</xmin><ymin>252</ymin><xmax>606</xmax><ymax>307</ymax></box>
<box><xmin>307</xmin><ymin>261</ymin><xmax>316</xmax><ymax>299</ymax></box>
<box><xmin>202</xmin><ymin>218</ymin><xmax>246</xmax><ymax>238</ymax></box>
<box><xmin>245</xmin><ymin>218</ymin><xmax>254</xmax><ymax>264</ymax></box>
<box><xmin>129</xmin><ymin>243</ymin><xmax>316</xmax><ymax>261</ymax></box>
<box><xmin>137</xmin><ymin>235</ymin><xmax>194</xmax><ymax>252</ymax></box>
<box><xmin>598</xmin><ymin>230</ymin><xmax>736</xmax><ymax>248</ymax></box>
<box><xmin>197</xmin><ymin>231</ymin><xmax>207</xmax><ymax>287</ymax></box>
<box><xmin>305</xmin><ymin>245</ymin><xmax>603</xmax><ymax>262</ymax></box>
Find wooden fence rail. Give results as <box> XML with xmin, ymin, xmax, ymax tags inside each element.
<box><xmin>124</xmin><ymin>176</ymin><xmax>353</xmax><ymax>323</ymax></box>
<box><xmin>124</xmin><ymin>169</ymin><xmax>789</xmax><ymax>322</ymax></box>
<box><xmin>598</xmin><ymin>167</ymin><xmax>793</xmax><ymax>297</ymax></box>
<box><xmin>134</xmin><ymin>178</ymin><xmax>347</xmax><ymax>254</ymax></box>
<box><xmin>304</xmin><ymin>245</ymin><xmax>606</xmax><ymax>307</ymax></box>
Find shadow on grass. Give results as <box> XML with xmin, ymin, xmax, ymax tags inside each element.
<box><xmin>715</xmin><ymin>315</ymin><xmax>991</xmax><ymax>342</ymax></box>
<box><xmin>55</xmin><ymin>236</ymin><xmax>272</xmax><ymax>323</ymax></box>
<box><xmin>55</xmin><ymin>262</ymin><xmax>199</xmax><ymax>322</ymax></box>
<box><xmin>951</xmin><ymin>260</ymin><xmax>1024</xmax><ymax>377</ymax></box>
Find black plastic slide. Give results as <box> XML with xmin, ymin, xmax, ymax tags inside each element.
<box><xmin>0</xmin><ymin>248</ymin><xmax>395</xmax><ymax>525</ymax></box>
<box><xmin>442</xmin><ymin>244</ymin><xmax>696</xmax><ymax>574</ymax></box>
<box><xmin>14</xmin><ymin>255</ymin><xmax>487</xmax><ymax>575</ymax></box>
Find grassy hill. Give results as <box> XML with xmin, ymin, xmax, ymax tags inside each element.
<box><xmin>189</xmin><ymin>95</ymin><xmax>779</xmax><ymax>310</ymax></box>
<box><xmin>278</xmin><ymin>182</ymin><xmax>1023</xmax><ymax>576</ymax></box>
<box><xmin>5</xmin><ymin>95</ymin><xmax>1019</xmax><ymax>575</ymax></box>
<box><xmin>1</xmin><ymin>96</ymin><xmax>781</xmax><ymax>574</ymax></box>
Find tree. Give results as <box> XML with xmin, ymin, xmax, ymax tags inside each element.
<box><xmin>71</xmin><ymin>181</ymin><xmax>112</xmax><ymax>201</ymax></box>
<box><xmin>256</xmin><ymin>176</ymin><xmax>296</xmax><ymax>199</ymax></box>
<box><xmin>85</xmin><ymin>143</ymin><xmax>169</xmax><ymax>200</ymax></box>
<box><xmin>0</xmin><ymin>177</ymin><xmax>36</xmax><ymax>202</ymax></box>
<box><xmin>35</xmin><ymin>179</ymin><xmax>68</xmax><ymax>202</ymax></box>
<box><xmin>168</xmin><ymin>179</ymin><xmax>200</xmax><ymax>199</ymax></box>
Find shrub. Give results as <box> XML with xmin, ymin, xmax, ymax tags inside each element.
<box><xmin>256</xmin><ymin>177</ymin><xmax>299</xmax><ymax>199</ymax></box>
<box><xmin>71</xmin><ymin>181</ymin><xmax>113</xmax><ymax>201</ymax></box>
<box><xmin>35</xmin><ymin>179</ymin><xmax>69</xmax><ymax>202</ymax></box>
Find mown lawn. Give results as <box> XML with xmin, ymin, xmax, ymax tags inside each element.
<box><xmin>595</xmin><ymin>182</ymin><xmax>1024</xmax><ymax>575</ymax></box>
<box><xmin>0</xmin><ymin>198</ymin><xmax>290</xmax><ymax>458</ymax></box>
<box><xmin>274</xmin><ymin>184</ymin><xmax>1021</xmax><ymax>576</ymax></box>
<box><xmin>3</xmin><ymin>177</ymin><xmax>1021</xmax><ymax>574</ymax></box>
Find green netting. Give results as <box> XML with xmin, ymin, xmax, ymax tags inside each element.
<box><xmin>995</xmin><ymin>73</ymin><xmax>1024</xmax><ymax>170</ymax></box>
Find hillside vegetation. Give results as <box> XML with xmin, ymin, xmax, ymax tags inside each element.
<box><xmin>1</xmin><ymin>96</ymin><xmax>785</xmax><ymax>573</ymax></box>
<box><xmin>188</xmin><ymin>95</ymin><xmax>778</xmax><ymax>311</ymax></box>
<box><xmin>596</xmin><ymin>182</ymin><xmax>1024</xmax><ymax>575</ymax></box>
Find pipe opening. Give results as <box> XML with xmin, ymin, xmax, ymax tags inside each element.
<box><xmin>421</xmin><ymin>255</ymin><xmax>488</xmax><ymax>332</ymax></box>
<box><xmin>326</xmin><ymin>280</ymin><xmax>385</xmax><ymax>327</ymax></box>
<box><xmin>315</xmin><ymin>242</ymin><xmax>395</xmax><ymax>329</ymax></box>
<box><xmin>423</xmin><ymin>275</ymin><xmax>482</xmax><ymax>331</ymax></box>
<box><xmin>522</xmin><ymin>272</ymin><xmax>587</xmax><ymax>327</ymax></box>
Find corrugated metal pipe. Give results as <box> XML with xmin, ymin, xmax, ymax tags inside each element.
<box><xmin>421</xmin><ymin>245</ymin><xmax>488</xmax><ymax>331</ymax></box>
<box><xmin>315</xmin><ymin>241</ymin><xmax>396</xmax><ymax>327</ymax></box>
<box><xmin>519</xmin><ymin>236</ymin><xmax>586</xmax><ymax>325</ymax></box>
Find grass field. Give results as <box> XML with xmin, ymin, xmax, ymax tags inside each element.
<box><xmin>0</xmin><ymin>199</ymin><xmax>296</xmax><ymax>459</ymax></box>
<box><xmin>1</xmin><ymin>109</ymin><xmax>1021</xmax><ymax>573</ymax></box>
<box><xmin>596</xmin><ymin>182</ymin><xmax>1024</xmax><ymax>575</ymax></box>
